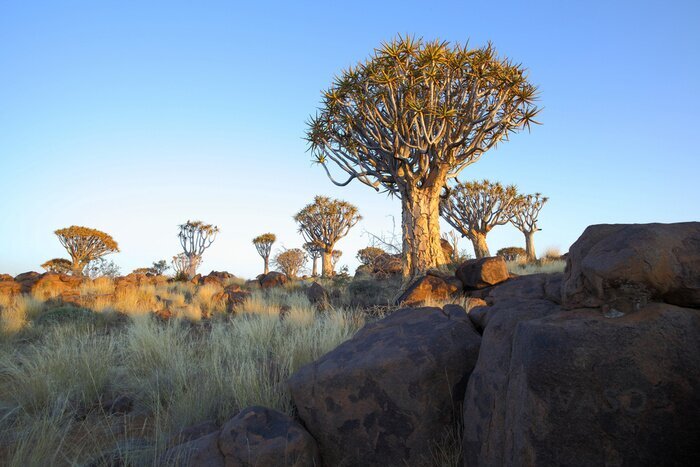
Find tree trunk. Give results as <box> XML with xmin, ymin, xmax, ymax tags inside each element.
<box><xmin>400</xmin><ymin>187</ymin><xmax>446</xmax><ymax>277</ymax></box>
<box><xmin>71</xmin><ymin>260</ymin><xmax>84</xmax><ymax>276</ymax></box>
<box><xmin>263</xmin><ymin>256</ymin><xmax>270</xmax><ymax>275</ymax></box>
<box><xmin>186</xmin><ymin>255</ymin><xmax>199</xmax><ymax>279</ymax></box>
<box><xmin>525</xmin><ymin>230</ymin><xmax>537</xmax><ymax>262</ymax></box>
<box><xmin>321</xmin><ymin>250</ymin><xmax>333</xmax><ymax>277</ymax></box>
<box><xmin>471</xmin><ymin>232</ymin><xmax>491</xmax><ymax>259</ymax></box>
<box><xmin>311</xmin><ymin>257</ymin><xmax>318</xmax><ymax>276</ymax></box>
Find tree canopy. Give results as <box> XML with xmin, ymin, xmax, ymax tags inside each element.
<box><xmin>41</xmin><ymin>258</ymin><xmax>73</xmax><ymax>275</ymax></box>
<box><xmin>54</xmin><ymin>226</ymin><xmax>119</xmax><ymax>275</ymax></box>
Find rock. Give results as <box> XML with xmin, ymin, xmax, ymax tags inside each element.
<box><xmin>190</xmin><ymin>274</ymin><xmax>202</xmax><ymax>285</ymax></box>
<box><xmin>114</xmin><ymin>273</ymin><xmax>167</xmax><ymax>292</ymax></box>
<box><xmin>561</xmin><ymin>222</ymin><xmax>700</xmax><ymax>310</ymax></box>
<box><xmin>462</xmin><ymin>298</ymin><xmax>560</xmax><ymax>467</ymax></box>
<box><xmin>500</xmin><ymin>303</ymin><xmax>700</xmax><ymax>466</ymax></box>
<box><xmin>14</xmin><ymin>271</ymin><xmax>41</xmax><ymax>283</ymax></box>
<box><xmin>162</xmin><ymin>431</ymin><xmax>224</xmax><ymax>466</ymax></box>
<box><xmin>259</xmin><ymin>272</ymin><xmax>288</xmax><ymax>289</ymax></box>
<box><xmin>289</xmin><ymin>306</ymin><xmax>481</xmax><ymax>466</ymax></box>
<box><xmin>0</xmin><ymin>279</ymin><xmax>20</xmax><ymax>296</ymax></box>
<box><xmin>0</xmin><ymin>274</ymin><xmax>14</xmax><ymax>282</ymax></box>
<box><xmin>306</xmin><ymin>282</ymin><xmax>329</xmax><ymax>308</ymax></box>
<box><xmin>22</xmin><ymin>273</ymin><xmax>83</xmax><ymax>301</ymax></box>
<box><xmin>166</xmin><ymin>420</ymin><xmax>219</xmax><ymax>448</ymax></box>
<box><xmin>372</xmin><ymin>253</ymin><xmax>402</xmax><ymax>277</ymax></box>
<box><xmin>220</xmin><ymin>285</ymin><xmax>250</xmax><ymax>313</ymax></box>
<box><xmin>441</xmin><ymin>238</ymin><xmax>454</xmax><ymax>262</ymax></box>
<box><xmin>395</xmin><ymin>274</ymin><xmax>460</xmax><ymax>306</ymax></box>
<box><xmin>200</xmin><ymin>271</ymin><xmax>235</xmax><ymax>287</ymax></box>
<box><xmin>455</xmin><ymin>257</ymin><xmax>509</xmax><ymax>290</ymax></box>
<box><xmin>217</xmin><ymin>406</ymin><xmax>320</xmax><ymax>467</ymax></box>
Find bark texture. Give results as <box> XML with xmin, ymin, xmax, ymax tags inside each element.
<box><xmin>321</xmin><ymin>250</ymin><xmax>333</xmax><ymax>277</ymax></box>
<box><xmin>471</xmin><ymin>232</ymin><xmax>491</xmax><ymax>259</ymax></box>
<box><xmin>401</xmin><ymin>188</ymin><xmax>446</xmax><ymax>277</ymax></box>
<box><xmin>524</xmin><ymin>230</ymin><xmax>536</xmax><ymax>261</ymax></box>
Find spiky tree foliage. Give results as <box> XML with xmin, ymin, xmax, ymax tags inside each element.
<box><xmin>356</xmin><ymin>246</ymin><xmax>386</xmax><ymax>266</ymax></box>
<box><xmin>303</xmin><ymin>241</ymin><xmax>324</xmax><ymax>277</ymax></box>
<box><xmin>54</xmin><ymin>226</ymin><xmax>119</xmax><ymax>276</ymax></box>
<box><xmin>306</xmin><ymin>35</ymin><xmax>539</xmax><ymax>277</ymax></box>
<box><xmin>294</xmin><ymin>196</ymin><xmax>361</xmax><ymax>277</ymax></box>
<box><xmin>41</xmin><ymin>258</ymin><xmax>73</xmax><ymax>275</ymax></box>
<box><xmin>252</xmin><ymin>233</ymin><xmax>276</xmax><ymax>275</ymax></box>
<box><xmin>440</xmin><ymin>180</ymin><xmax>518</xmax><ymax>258</ymax></box>
<box><xmin>274</xmin><ymin>248</ymin><xmax>307</xmax><ymax>279</ymax></box>
<box><xmin>510</xmin><ymin>193</ymin><xmax>548</xmax><ymax>261</ymax></box>
<box><xmin>178</xmin><ymin>220</ymin><xmax>219</xmax><ymax>279</ymax></box>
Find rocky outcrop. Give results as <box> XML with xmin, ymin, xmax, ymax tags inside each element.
<box><xmin>561</xmin><ymin>222</ymin><xmax>700</xmax><ymax>310</ymax></box>
<box><xmin>289</xmin><ymin>306</ymin><xmax>481</xmax><ymax>466</ymax></box>
<box><xmin>17</xmin><ymin>273</ymin><xmax>83</xmax><ymax>301</ymax></box>
<box><xmin>306</xmin><ymin>282</ymin><xmax>329</xmax><ymax>309</ymax></box>
<box><xmin>455</xmin><ymin>256</ymin><xmax>510</xmax><ymax>290</ymax></box>
<box><xmin>395</xmin><ymin>274</ymin><xmax>461</xmax><ymax>306</ymax></box>
<box><xmin>114</xmin><ymin>273</ymin><xmax>167</xmax><ymax>292</ymax></box>
<box><xmin>214</xmin><ymin>285</ymin><xmax>250</xmax><ymax>313</ymax></box>
<box><xmin>200</xmin><ymin>271</ymin><xmax>236</xmax><ymax>287</ymax></box>
<box><xmin>467</xmin><ymin>303</ymin><xmax>700</xmax><ymax>466</ymax></box>
<box><xmin>258</xmin><ymin>271</ymin><xmax>288</xmax><ymax>289</ymax></box>
<box><xmin>162</xmin><ymin>407</ymin><xmax>320</xmax><ymax>467</ymax></box>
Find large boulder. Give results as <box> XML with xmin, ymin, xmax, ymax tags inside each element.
<box><xmin>561</xmin><ymin>222</ymin><xmax>700</xmax><ymax>310</ymax></box>
<box><xmin>456</xmin><ymin>257</ymin><xmax>510</xmax><ymax>290</ymax></box>
<box><xmin>371</xmin><ymin>253</ymin><xmax>402</xmax><ymax>277</ymax></box>
<box><xmin>306</xmin><ymin>282</ymin><xmax>329</xmax><ymax>308</ymax></box>
<box><xmin>503</xmin><ymin>303</ymin><xmax>700</xmax><ymax>466</ymax></box>
<box><xmin>200</xmin><ymin>271</ymin><xmax>235</xmax><ymax>287</ymax></box>
<box><xmin>114</xmin><ymin>273</ymin><xmax>167</xmax><ymax>292</ymax></box>
<box><xmin>462</xmin><ymin>298</ymin><xmax>560</xmax><ymax>467</ymax></box>
<box><xmin>218</xmin><ymin>406</ymin><xmax>320</xmax><ymax>467</ymax></box>
<box><xmin>258</xmin><ymin>272</ymin><xmax>288</xmax><ymax>289</ymax></box>
<box><xmin>289</xmin><ymin>306</ymin><xmax>481</xmax><ymax>466</ymax></box>
<box><xmin>24</xmin><ymin>273</ymin><xmax>83</xmax><ymax>301</ymax></box>
<box><xmin>0</xmin><ymin>278</ymin><xmax>20</xmax><ymax>296</ymax></box>
<box><xmin>394</xmin><ymin>274</ymin><xmax>461</xmax><ymax>306</ymax></box>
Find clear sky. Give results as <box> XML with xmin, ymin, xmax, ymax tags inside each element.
<box><xmin>1</xmin><ymin>0</ymin><xmax>698</xmax><ymax>278</ymax></box>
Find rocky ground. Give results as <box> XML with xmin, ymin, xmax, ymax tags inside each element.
<box><xmin>0</xmin><ymin>222</ymin><xmax>698</xmax><ymax>466</ymax></box>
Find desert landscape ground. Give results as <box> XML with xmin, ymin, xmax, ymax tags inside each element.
<box><xmin>1</xmin><ymin>1</ymin><xmax>699</xmax><ymax>466</ymax></box>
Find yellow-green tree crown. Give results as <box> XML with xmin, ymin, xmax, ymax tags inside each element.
<box><xmin>41</xmin><ymin>258</ymin><xmax>73</xmax><ymax>274</ymax></box>
<box><xmin>294</xmin><ymin>196</ymin><xmax>361</xmax><ymax>250</ymax></box>
<box><xmin>440</xmin><ymin>180</ymin><xmax>519</xmax><ymax>236</ymax></box>
<box><xmin>306</xmin><ymin>35</ymin><xmax>540</xmax><ymax>194</ymax></box>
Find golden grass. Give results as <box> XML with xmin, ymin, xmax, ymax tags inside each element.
<box><xmin>507</xmin><ymin>259</ymin><xmax>566</xmax><ymax>275</ymax></box>
<box><xmin>0</xmin><ymin>285</ymin><xmax>366</xmax><ymax>465</ymax></box>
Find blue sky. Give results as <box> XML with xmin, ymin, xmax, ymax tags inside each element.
<box><xmin>1</xmin><ymin>0</ymin><xmax>698</xmax><ymax>278</ymax></box>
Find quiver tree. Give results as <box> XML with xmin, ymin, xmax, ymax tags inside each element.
<box><xmin>306</xmin><ymin>35</ymin><xmax>539</xmax><ymax>277</ymax></box>
<box><xmin>172</xmin><ymin>253</ymin><xmax>199</xmax><ymax>280</ymax></box>
<box><xmin>510</xmin><ymin>193</ymin><xmax>548</xmax><ymax>261</ymax></box>
<box><xmin>253</xmin><ymin>233</ymin><xmax>276</xmax><ymax>274</ymax></box>
<box><xmin>54</xmin><ymin>226</ymin><xmax>119</xmax><ymax>276</ymax></box>
<box><xmin>440</xmin><ymin>180</ymin><xmax>518</xmax><ymax>258</ymax></box>
<box><xmin>178</xmin><ymin>220</ymin><xmax>219</xmax><ymax>279</ymax></box>
<box><xmin>152</xmin><ymin>260</ymin><xmax>170</xmax><ymax>275</ymax></box>
<box><xmin>303</xmin><ymin>242</ymin><xmax>324</xmax><ymax>277</ymax></box>
<box><xmin>294</xmin><ymin>196</ymin><xmax>361</xmax><ymax>277</ymax></box>
<box><xmin>41</xmin><ymin>258</ymin><xmax>73</xmax><ymax>275</ymax></box>
<box><xmin>274</xmin><ymin>248</ymin><xmax>307</xmax><ymax>279</ymax></box>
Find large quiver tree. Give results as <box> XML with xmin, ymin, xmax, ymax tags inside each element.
<box><xmin>306</xmin><ymin>36</ymin><xmax>539</xmax><ymax>277</ymax></box>
<box><xmin>54</xmin><ymin>226</ymin><xmax>119</xmax><ymax>276</ymax></box>
<box><xmin>178</xmin><ymin>220</ymin><xmax>219</xmax><ymax>279</ymax></box>
<box><xmin>253</xmin><ymin>233</ymin><xmax>276</xmax><ymax>274</ymax></box>
<box><xmin>510</xmin><ymin>193</ymin><xmax>548</xmax><ymax>261</ymax></box>
<box><xmin>440</xmin><ymin>180</ymin><xmax>518</xmax><ymax>258</ymax></box>
<box><xmin>294</xmin><ymin>196</ymin><xmax>361</xmax><ymax>277</ymax></box>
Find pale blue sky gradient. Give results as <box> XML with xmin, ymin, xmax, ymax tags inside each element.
<box><xmin>1</xmin><ymin>0</ymin><xmax>698</xmax><ymax>277</ymax></box>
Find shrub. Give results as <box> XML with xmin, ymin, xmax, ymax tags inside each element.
<box><xmin>496</xmin><ymin>247</ymin><xmax>527</xmax><ymax>262</ymax></box>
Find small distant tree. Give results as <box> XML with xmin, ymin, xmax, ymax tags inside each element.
<box><xmin>41</xmin><ymin>258</ymin><xmax>73</xmax><ymax>275</ymax></box>
<box><xmin>510</xmin><ymin>193</ymin><xmax>548</xmax><ymax>261</ymax></box>
<box><xmin>54</xmin><ymin>226</ymin><xmax>119</xmax><ymax>276</ymax></box>
<box><xmin>496</xmin><ymin>246</ymin><xmax>527</xmax><ymax>262</ymax></box>
<box><xmin>306</xmin><ymin>36</ymin><xmax>539</xmax><ymax>276</ymax></box>
<box><xmin>253</xmin><ymin>233</ymin><xmax>276</xmax><ymax>274</ymax></box>
<box><xmin>178</xmin><ymin>220</ymin><xmax>219</xmax><ymax>279</ymax></box>
<box><xmin>84</xmin><ymin>257</ymin><xmax>121</xmax><ymax>279</ymax></box>
<box><xmin>440</xmin><ymin>180</ymin><xmax>518</xmax><ymax>258</ymax></box>
<box><xmin>274</xmin><ymin>248</ymin><xmax>307</xmax><ymax>278</ymax></box>
<box><xmin>172</xmin><ymin>253</ymin><xmax>198</xmax><ymax>281</ymax></box>
<box><xmin>356</xmin><ymin>246</ymin><xmax>386</xmax><ymax>266</ymax></box>
<box><xmin>294</xmin><ymin>196</ymin><xmax>361</xmax><ymax>277</ymax></box>
<box><xmin>331</xmin><ymin>250</ymin><xmax>342</xmax><ymax>271</ymax></box>
<box><xmin>152</xmin><ymin>260</ymin><xmax>170</xmax><ymax>275</ymax></box>
<box><xmin>303</xmin><ymin>242</ymin><xmax>324</xmax><ymax>277</ymax></box>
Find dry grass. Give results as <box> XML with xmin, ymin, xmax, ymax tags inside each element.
<box><xmin>0</xmin><ymin>283</ymin><xmax>367</xmax><ymax>465</ymax></box>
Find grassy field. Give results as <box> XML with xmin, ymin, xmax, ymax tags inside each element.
<box><xmin>0</xmin><ymin>261</ymin><xmax>562</xmax><ymax>465</ymax></box>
